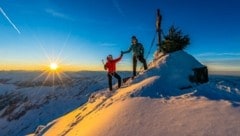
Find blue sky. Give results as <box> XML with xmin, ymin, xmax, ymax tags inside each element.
<box><xmin>0</xmin><ymin>0</ymin><xmax>240</xmax><ymax>73</ymax></box>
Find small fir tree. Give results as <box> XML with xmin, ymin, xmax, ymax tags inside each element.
<box><xmin>160</xmin><ymin>25</ymin><xmax>190</xmax><ymax>53</ymax></box>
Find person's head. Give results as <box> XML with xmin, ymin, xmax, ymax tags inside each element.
<box><xmin>107</xmin><ymin>54</ymin><xmax>113</xmax><ymax>61</ymax></box>
<box><xmin>131</xmin><ymin>35</ymin><xmax>138</xmax><ymax>45</ymax></box>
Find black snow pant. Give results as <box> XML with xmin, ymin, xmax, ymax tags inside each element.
<box><xmin>108</xmin><ymin>72</ymin><xmax>121</xmax><ymax>91</ymax></box>
<box><xmin>133</xmin><ymin>55</ymin><xmax>148</xmax><ymax>77</ymax></box>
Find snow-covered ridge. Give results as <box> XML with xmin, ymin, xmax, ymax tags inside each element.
<box><xmin>37</xmin><ymin>51</ymin><xmax>240</xmax><ymax>136</ymax></box>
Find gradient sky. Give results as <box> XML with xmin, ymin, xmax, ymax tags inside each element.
<box><xmin>0</xmin><ymin>0</ymin><xmax>240</xmax><ymax>74</ymax></box>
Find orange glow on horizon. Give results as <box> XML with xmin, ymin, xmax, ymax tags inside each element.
<box><xmin>0</xmin><ymin>60</ymin><xmax>132</xmax><ymax>72</ymax></box>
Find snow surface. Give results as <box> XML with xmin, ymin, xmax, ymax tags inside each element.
<box><xmin>0</xmin><ymin>71</ymin><xmax>130</xmax><ymax>136</ymax></box>
<box><xmin>32</xmin><ymin>51</ymin><xmax>240</xmax><ymax>136</ymax></box>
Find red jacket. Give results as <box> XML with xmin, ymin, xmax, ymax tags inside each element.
<box><xmin>104</xmin><ymin>55</ymin><xmax>122</xmax><ymax>73</ymax></box>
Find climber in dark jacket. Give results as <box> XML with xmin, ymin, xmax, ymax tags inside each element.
<box><xmin>122</xmin><ymin>36</ymin><xmax>148</xmax><ymax>77</ymax></box>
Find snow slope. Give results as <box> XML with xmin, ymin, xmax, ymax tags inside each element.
<box><xmin>38</xmin><ymin>50</ymin><xmax>240</xmax><ymax>136</ymax></box>
<box><xmin>0</xmin><ymin>71</ymin><xmax>130</xmax><ymax>136</ymax></box>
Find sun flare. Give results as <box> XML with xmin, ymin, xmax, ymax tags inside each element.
<box><xmin>50</xmin><ymin>63</ymin><xmax>58</xmax><ymax>71</ymax></box>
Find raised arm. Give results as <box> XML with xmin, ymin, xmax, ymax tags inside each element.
<box><xmin>102</xmin><ymin>59</ymin><xmax>107</xmax><ymax>70</ymax></box>
<box><xmin>113</xmin><ymin>53</ymin><xmax>123</xmax><ymax>63</ymax></box>
<box><xmin>122</xmin><ymin>45</ymin><xmax>132</xmax><ymax>54</ymax></box>
<box><xmin>104</xmin><ymin>63</ymin><xmax>107</xmax><ymax>70</ymax></box>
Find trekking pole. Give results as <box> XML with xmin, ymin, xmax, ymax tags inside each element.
<box><xmin>102</xmin><ymin>59</ymin><xmax>106</xmax><ymax>71</ymax></box>
<box><xmin>145</xmin><ymin>31</ymin><xmax>157</xmax><ymax>60</ymax></box>
<box><xmin>156</xmin><ymin>9</ymin><xmax>162</xmax><ymax>52</ymax></box>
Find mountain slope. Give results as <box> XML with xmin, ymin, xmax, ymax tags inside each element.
<box><xmin>39</xmin><ymin>51</ymin><xmax>240</xmax><ymax>136</ymax></box>
<box><xmin>0</xmin><ymin>71</ymin><xmax>116</xmax><ymax>136</ymax></box>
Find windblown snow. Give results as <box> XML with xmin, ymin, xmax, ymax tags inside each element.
<box><xmin>34</xmin><ymin>51</ymin><xmax>240</xmax><ymax>136</ymax></box>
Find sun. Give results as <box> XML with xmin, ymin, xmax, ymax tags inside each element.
<box><xmin>50</xmin><ymin>63</ymin><xmax>58</xmax><ymax>71</ymax></box>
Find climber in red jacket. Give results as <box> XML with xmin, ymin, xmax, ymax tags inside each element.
<box><xmin>104</xmin><ymin>53</ymin><xmax>123</xmax><ymax>91</ymax></box>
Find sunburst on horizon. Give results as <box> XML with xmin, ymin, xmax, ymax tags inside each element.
<box><xmin>33</xmin><ymin>59</ymin><xmax>71</xmax><ymax>90</ymax></box>
<box><xmin>32</xmin><ymin>48</ymin><xmax>72</xmax><ymax>90</ymax></box>
<box><xmin>32</xmin><ymin>31</ymin><xmax>72</xmax><ymax>89</ymax></box>
<box><xmin>50</xmin><ymin>62</ymin><xmax>58</xmax><ymax>71</ymax></box>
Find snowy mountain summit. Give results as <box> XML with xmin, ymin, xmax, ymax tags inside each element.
<box><xmin>32</xmin><ymin>51</ymin><xmax>240</xmax><ymax>136</ymax></box>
